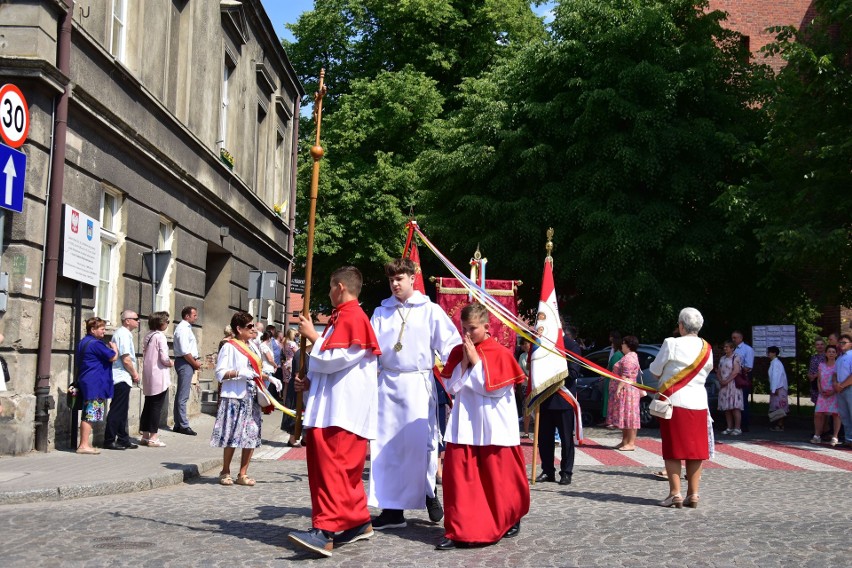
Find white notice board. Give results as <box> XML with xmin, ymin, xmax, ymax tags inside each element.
<box><xmin>752</xmin><ymin>325</ymin><xmax>796</xmax><ymax>358</ymax></box>
<box><xmin>61</xmin><ymin>204</ymin><xmax>101</xmax><ymax>286</ymax></box>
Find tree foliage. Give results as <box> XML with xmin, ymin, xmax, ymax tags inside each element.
<box><xmin>724</xmin><ymin>0</ymin><xmax>852</xmax><ymax>307</ymax></box>
<box><xmin>287</xmin><ymin>1</ymin><xmax>547</xmax><ymax>307</ymax></box>
<box><xmin>420</xmin><ymin>0</ymin><xmax>770</xmax><ymax>340</ymax></box>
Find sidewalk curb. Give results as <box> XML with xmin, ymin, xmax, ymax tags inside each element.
<box><xmin>0</xmin><ymin>457</ymin><xmax>223</xmax><ymax>506</ymax></box>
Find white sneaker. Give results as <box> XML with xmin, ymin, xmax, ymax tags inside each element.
<box><xmin>830</xmin><ymin>437</ymin><xmax>839</xmax><ymax>447</ymax></box>
<box><xmin>722</xmin><ymin>428</ymin><xmax>732</xmax><ymax>435</ymax></box>
<box><xmin>730</xmin><ymin>429</ymin><xmax>742</xmax><ymax>436</ymax></box>
<box><xmin>809</xmin><ymin>435</ymin><xmax>822</xmax><ymax>444</ymax></box>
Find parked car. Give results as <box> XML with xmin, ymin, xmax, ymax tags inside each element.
<box><xmin>574</xmin><ymin>344</ymin><xmax>719</xmax><ymax>428</ymax></box>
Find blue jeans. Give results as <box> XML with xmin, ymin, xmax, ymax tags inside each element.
<box><xmin>836</xmin><ymin>387</ymin><xmax>852</xmax><ymax>443</ymax></box>
<box><xmin>173</xmin><ymin>358</ymin><xmax>194</xmax><ymax>429</ymax></box>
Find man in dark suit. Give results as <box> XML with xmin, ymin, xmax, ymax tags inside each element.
<box><xmin>536</xmin><ymin>325</ymin><xmax>581</xmax><ymax>486</ymax></box>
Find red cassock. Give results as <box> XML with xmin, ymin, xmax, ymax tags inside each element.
<box><xmin>306</xmin><ymin>426</ymin><xmax>371</xmax><ymax>532</ymax></box>
<box><xmin>305</xmin><ymin>299</ymin><xmax>381</xmax><ymax>533</ymax></box>
<box><xmin>443</xmin><ymin>443</ymin><xmax>530</xmax><ymax>543</ymax></box>
<box><xmin>440</xmin><ymin>337</ymin><xmax>530</xmax><ymax>543</ymax></box>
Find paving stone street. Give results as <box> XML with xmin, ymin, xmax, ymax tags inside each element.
<box><xmin>3</xmin><ymin>434</ymin><xmax>849</xmax><ymax>567</ymax></box>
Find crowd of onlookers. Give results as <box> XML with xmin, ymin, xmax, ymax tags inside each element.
<box><xmin>72</xmin><ymin>306</ymin><xmax>301</xmax><ymax>458</ymax></box>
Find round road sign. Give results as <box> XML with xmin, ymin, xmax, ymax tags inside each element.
<box><xmin>0</xmin><ymin>84</ymin><xmax>30</xmax><ymax>148</ymax></box>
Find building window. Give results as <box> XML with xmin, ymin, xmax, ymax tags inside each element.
<box><xmin>254</xmin><ymin>103</ymin><xmax>267</xmax><ymax>193</ymax></box>
<box><xmin>110</xmin><ymin>0</ymin><xmax>128</xmax><ymax>61</ymax></box>
<box><xmin>218</xmin><ymin>56</ymin><xmax>236</xmax><ymax>151</ymax></box>
<box><xmin>155</xmin><ymin>219</ymin><xmax>175</xmax><ymax>313</ymax></box>
<box><xmin>95</xmin><ymin>190</ymin><xmax>122</xmax><ymax>324</ymax></box>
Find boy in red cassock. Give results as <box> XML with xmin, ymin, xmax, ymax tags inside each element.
<box><xmin>437</xmin><ymin>302</ymin><xmax>530</xmax><ymax>550</ymax></box>
<box><xmin>288</xmin><ymin>267</ymin><xmax>381</xmax><ymax>558</ymax></box>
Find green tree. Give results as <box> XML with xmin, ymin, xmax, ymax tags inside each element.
<box><xmin>285</xmin><ymin>0</ymin><xmax>546</xmax><ymax>109</ymax></box>
<box><xmin>294</xmin><ymin>68</ymin><xmax>444</xmax><ymax>308</ymax></box>
<box><xmin>421</xmin><ymin>0</ymin><xmax>770</xmax><ymax>341</ymax></box>
<box><xmin>724</xmin><ymin>0</ymin><xmax>852</xmax><ymax>308</ymax></box>
<box><xmin>286</xmin><ymin>1</ymin><xmax>547</xmax><ymax>308</ymax></box>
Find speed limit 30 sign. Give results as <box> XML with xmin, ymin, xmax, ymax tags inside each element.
<box><xmin>0</xmin><ymin>84</ymin><xmax>30</xmax><ymax>149</ymax></box>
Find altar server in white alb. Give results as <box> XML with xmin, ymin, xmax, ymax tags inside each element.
<box><xmin>288</xmin><ymin>266</ymin><xmax>382</xmax><ymax>558</ymax></box>
<box><xmin>369</xmin><ymin>258</ymin><xmax>462</xmax><ymax>529</ymax></box>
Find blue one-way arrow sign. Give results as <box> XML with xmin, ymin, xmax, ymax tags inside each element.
<box><xmin>0</xmin><ymin>143</ymin><xmax>26</xmax><ymax>213</ymax></box>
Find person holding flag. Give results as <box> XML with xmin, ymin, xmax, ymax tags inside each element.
<box><xmin>288</xmin><ymin>267</ymin><xmax>382</xmax><ymax>557</ymax></box>
<box><xmin>369</xmin><ymin>257</ymin><xmax>461</xmax><ymax>529</ymax></box>
<box><xmin>527</xmin><ymin>244</ymin><xmax>580</xmax><ymax>486</ymax></box>
<box><xmin>436</xmin><ymin>302</ymin><xmax>529</xmax><ymax>550</ymax></box>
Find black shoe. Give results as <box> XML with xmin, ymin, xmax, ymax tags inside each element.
<box><xmin>558</xmin><ymin>473</ymin><xmax>572</xmax><ymax>486</ymax></box>
<box><xmin>288</xmin><ymin>527</ymin><xmax>333</xmax><ymax>557</ymax></box>
<box><xmin>503</xmin><ymin>522</ymin><xmax>521</xmax><ymax>538</ymax></box>
<box><xmin>333</xmin><ymin>522</ymin><xmax>374</xmax><ymax>546</ymax></box>
<box><xmin>435</xmin><ymin>537</ymin><xmax>456</xmax><ymax>550</ymax></box>
<box><xmin>426</xmin><ymin>493</ymin><xmax>444</xmax><ymax>523</ymax></box>
<box><xmin>372</xmin><ymin>509</ymin><xmax>407</xmax><ymax>530</ymax></box>
<box><xmin>174</xmin><ymin>426</ymin><xmax>198</xmax><ymax>436</ymax></box>
<box><xmin>535</xmin><ymin>472</ymin><xmax>555</xmax><ymax>483</ymax></box>
<box><xmin>118</xmin><ymin>442</ymin><xmax>139</xmax><ymax>449</ymax></box>
<box><xmin>103</xmin><ymin>442</ymin><xmax>125</xmax><ymax>450</ymax></box>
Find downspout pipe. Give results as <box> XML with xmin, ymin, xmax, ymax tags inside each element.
<box><xmin>34</xmin><ymin>0</ymin><xmax>74</xmax><ymax>452</ymax></box>
<box><xmin>284</xmin><ymin>97</ymin><xmax>300</xmax><ymax>327</ymax></box>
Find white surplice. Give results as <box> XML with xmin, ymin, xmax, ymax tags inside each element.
<box><xmin>302</xmin><ymin>332</ymin><xmax>378</xmax><ymax>440</ymax></box>
<box><xmin>368</xmin><ymin>291</ymin><xmax>462</xmax><ymax>510</ymax></box>
<box><xmin>444</xmin><ymin>360</ymin><xmax>520</xmax><ymax>447</ymax></box>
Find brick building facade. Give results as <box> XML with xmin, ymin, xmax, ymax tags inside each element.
<box><xmin>708</xmin><ymin>0</ymin><xmax>818</xmax><ymax>70</ymax></box>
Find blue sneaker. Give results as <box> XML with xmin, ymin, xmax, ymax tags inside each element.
<box><xmin>288</xmin><ymin>527</ymin><xmax>333</xmax><ymax>557</ymax></box>
<box><xmin>333</xmin><ymin>522</ymin><xmax>374</xmax><ymax>546</ymax></box>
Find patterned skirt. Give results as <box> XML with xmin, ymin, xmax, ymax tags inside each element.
<box><xmin>768</xmin><ymin>388</ymin><xmax>789</xmax><ymax>416</ymax></box>
<box><xmin>210</xmin><ymin>388</ymin><xmax>263</xmax><ymax>449</ymax></box>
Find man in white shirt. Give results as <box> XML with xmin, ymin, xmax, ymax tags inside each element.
<box><xmin>173</xmin><ymin>306</ymin><xmax>201</xmax><ymax>435</ymax></box>
<box><xmin>369</xmin><ymin>259</ymin><xmax>461</xmax><ymax>529</ymax></box>
<box><xmin>104</xmin><ymin>310</ymin><xmax>140</xmax><ymax>450</ymax></box>
<box><xmin>732</xmin><ymin>330</ymin><xmax>754</xmax><ymax>432</ymax></box>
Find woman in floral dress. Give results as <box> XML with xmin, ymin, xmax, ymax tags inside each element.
<box><xmin>811</xmin><ymin>345</ymin><xmax>841</xmax><ymax>445</ymax></box>
<box><xmin>211</xmin><ymin>311</ymin><xmax>264</xmax><ymax>486</ymax></box>
<box><xmin>609</xmin><ymin>335</ymin><xmax>641</xmax><ymax>450</ymax></box>
<box><xmin>717</xmin><ymin>341</ymin><xmax>744</xmax><ymax>435</ymax></box>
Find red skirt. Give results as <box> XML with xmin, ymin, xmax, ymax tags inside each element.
<box><xmin>305</xmin><ymin>426</ymin><xmax>371</xmax><ymax>532</ymax></box>
<box><xmin>443</xmin><ymin>443</ymin><xmax>530</xmax><ymax>544</ymax></box>
<box><xmin>659</xmin><ymin>407</ymin><xmax>709</xmax><ymax>460</ymax></box>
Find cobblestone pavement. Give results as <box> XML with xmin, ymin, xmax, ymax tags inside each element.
<box><xmin>3</xmin><ymin>457</ymin><xmax>849</xmax><ymax>567</ymax></box>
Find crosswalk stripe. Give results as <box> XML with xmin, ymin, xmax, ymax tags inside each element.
<box><xmin>712</xmin><ymin>440</ymin><xmax>803</xmax><ymax>470</ymax></box>
<box><xmin>633</xmin><ymin>437</ymin><xmax>725</xmax><ymax>469</ymax></box>
<box><xmin>254</xmin><ymin>432</ymin><xmax>852</xmax><ymax>470</ymax></box>
<box><xmin>753</xmin><ymin>441</ymin><xmax>852</xmax><ymax>471</ymax></box>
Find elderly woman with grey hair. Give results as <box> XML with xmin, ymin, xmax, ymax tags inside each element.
<box><xmin>649</xmin><ymin>307</ymin><xmax>714</xmax><ymax>509</ymax></box>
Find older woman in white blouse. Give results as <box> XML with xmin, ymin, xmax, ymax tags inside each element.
<box><xmin>649</xmin><ymin>307</ymin><xmax>714</xmax><ymax>509</ymax></box>
<box><xmin>211</xmin><ymin>311</ymin><xmax>266</xmax><ymax>486</ymax></box>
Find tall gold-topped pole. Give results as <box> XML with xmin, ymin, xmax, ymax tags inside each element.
<box><xmin>294</xmin><ymin>69</ymin><xmax>327</xmax><ymax>440</ymax></box>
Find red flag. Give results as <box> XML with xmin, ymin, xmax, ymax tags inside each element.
<box><xmin>406</xmin><ymin>240</ymin><xmax>427</xmax><ymax>294</ymax></box>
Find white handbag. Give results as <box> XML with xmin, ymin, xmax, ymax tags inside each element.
<box><xmin>254</xmin><ymin>380</ymin><xmax>273</xmax><ymax>408</ymax></box>
<box><xmin>649</xmin><ymin>394</ymin><xmax>673</xmax><ymax>420</ymax></box>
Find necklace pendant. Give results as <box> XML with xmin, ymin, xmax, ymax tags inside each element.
<box><xmin>394</xmin><ymin>342</ymin><xmax>403</xmax><ymax>352</ymax></box>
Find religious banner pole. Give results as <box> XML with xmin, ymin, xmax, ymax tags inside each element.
<box><xmin>294</xmin><ymin>69</ymin><xmax>327</xmax><ymax>440</ymax></box>
<box><xmin>530</xmin><ymin>231</ymin><xmax>553</xmax><ymax>485</ymax></box>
